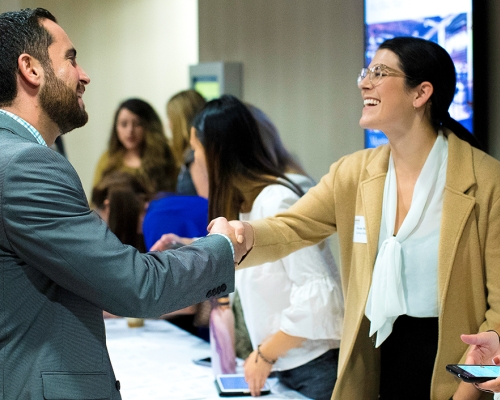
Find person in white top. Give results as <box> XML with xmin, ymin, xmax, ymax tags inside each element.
<box><xmin>190</xmin><ymin>95</ymin><xmax>344</xmax><ymax>399</ymax></box>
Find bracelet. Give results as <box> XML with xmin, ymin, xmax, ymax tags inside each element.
<box><xmin>487</xmin><ymin>329</ymin><xmax>500</xmax><ymax>343</ymax></box>
<box><xmin>255</xmin><ymin>345</ymin><xmax>276</xmax><ymax>365</ymax></box>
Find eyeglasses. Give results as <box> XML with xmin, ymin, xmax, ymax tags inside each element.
<box><xmin>357</xmin><ymin>64</ymin><xmax>407</xmax><ymax>86</ymax></box>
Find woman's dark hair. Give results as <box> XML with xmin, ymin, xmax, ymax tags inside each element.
<box><xmin>91</xmin><ymin>171</ymin><xmax>152</xmax><ymax>252</ymax></box>
<box><xmin>0</xmin><ymin>8</ymin><xmax>56</xmax><ymax>106</ymax></box>
<box><xmin>379</xmin><ymin>36</ymin><xmax>482</xmax><ymax>150</ymax></box>
<box><xmin>105</xmin><ymin>98</ymin><xmax>178</xmax><ymax>192</ymax></box>
<box><xmin>192</xmin><ymin>95</ymin><xmax>304</xmax><ymax>220</ymax></box>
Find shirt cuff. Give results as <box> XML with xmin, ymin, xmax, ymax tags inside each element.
<box><xmin>210</xmin><ymin>233</ymin><xmax>235</xmax><ymax>261</ymax></box>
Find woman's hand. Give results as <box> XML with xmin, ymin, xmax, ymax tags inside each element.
<box><xmin>244</xmin><ymin>349</ymin><xmax>273</xmax><ymax>397</ymax></box>
<box><xmin>461</xmin><ymin>331</ymin><xmax>500</xmax><ymax>393</ymax></box>
<box><xmin>462</xmin><ymin>331</ymin><xmax>500</xmax><ymax>365</ymax></box>
<box><xmin>149</xmin><ymin>233</ymin><xmax>194</xmax><ymax>251</ymax></box>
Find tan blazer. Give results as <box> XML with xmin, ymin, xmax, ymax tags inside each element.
<box><xmin>241</xmin><ymin>132</ymin><xmax>500</xmax><ymax>399</ymax></box>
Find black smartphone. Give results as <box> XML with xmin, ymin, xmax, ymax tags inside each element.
<box><xmin>192</xmin><ymin>356</ymin><xmax>211</xmax><ymax>367</ymax></box>
<box><xmin>446</xmin><ymin>364</ymin><xmax>500</xmax><ymax>383</ymax></box>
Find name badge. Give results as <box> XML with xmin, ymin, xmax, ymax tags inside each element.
<box><xmin>353</xmin><ymin>216</ymin><xmax>367</xmax><ymax>243</ymax></box>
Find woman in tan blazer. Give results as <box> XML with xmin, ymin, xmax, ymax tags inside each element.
<box><xmin>219</xmin><ymin>37</ymin><xmax>500</xmax><ymax>399</ymax></box>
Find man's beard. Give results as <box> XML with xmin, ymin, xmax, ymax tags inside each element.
<box><xmin>39</xmin><ymin>65</ymin><xmax>88</xmax><ymax>134</ymax></box>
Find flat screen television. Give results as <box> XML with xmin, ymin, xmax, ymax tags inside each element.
<box><xmin>363</xmin><ymin>0</ymin><xmax>487</xmax><ymax>150</ymax></box>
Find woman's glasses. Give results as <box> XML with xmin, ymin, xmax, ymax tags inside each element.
<box><xmin>357</xmin><ymin>64</ymin><xmax>407</xmax><ymax>86</ymax></box>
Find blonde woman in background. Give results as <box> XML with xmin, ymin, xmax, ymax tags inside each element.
<box><xmin>166</xmin><ymin>89</ymin><xmax>207</xmax><ymax>196</ymax></box>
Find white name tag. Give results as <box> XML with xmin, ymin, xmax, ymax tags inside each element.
<box><xmin>353</xmin><ymin>216</ymin><xmax>367</xmax><ymax>243</ymax></box>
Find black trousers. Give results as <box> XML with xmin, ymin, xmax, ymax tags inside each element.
<box><xmin>379</xmin><ymin>315</ymin><xmax>438</xmax><ymax>400</ymax></box>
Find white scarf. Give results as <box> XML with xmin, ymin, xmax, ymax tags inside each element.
<box><xmin>365</xmin><ymin>133</ymin><xmax>447</xmax><ymax>347</ymax></box>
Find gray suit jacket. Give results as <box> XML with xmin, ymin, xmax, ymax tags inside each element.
<box><xmin>0</xmin><ymin>113</ymin><xmax>234</xmax><ymax>399</ymax></box>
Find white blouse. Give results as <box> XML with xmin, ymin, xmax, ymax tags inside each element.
<box><xmin>366</xmin><ymin>133</ymin><xmax>448</xmax><ymax>347</ymax></box>
<box><xmin>236</xmin><ymin>174</ymin><xmax>344</xmax><ymax>371</ymax></box>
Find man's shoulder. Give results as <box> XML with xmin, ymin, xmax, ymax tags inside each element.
<box><xmin>0</xmin><ymin>130</ymin><xmax>78</xmax><ymax>193</ymax></box>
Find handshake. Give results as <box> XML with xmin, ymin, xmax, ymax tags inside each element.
<box><xmin>150</xmin><ymin>217</ymin><xmax>254</xmax><ymax>264</ymax></box>
<box><xmin>207</xmin><ymin>217</ymin><xmax>254</xmax><ymax>264</ymax></box>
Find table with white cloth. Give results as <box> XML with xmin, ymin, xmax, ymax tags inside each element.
<box><xmin>105</xmin><ymin>318</ymin><xmax>310</xmax><ymax>399</ymax></box>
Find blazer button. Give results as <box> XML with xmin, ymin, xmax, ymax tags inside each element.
<box><xmin>221</xmin><ymin>283</ymin><xmax>227</xmax><ymax>292</ymax></box>
<box><xmin>206</xmin><ymin>290</ymin><xmax>212</xmax><ymax>298</ymax></box>
<box><xmin>216</xmin><ymin>286</ymin><xmax>222</xmax><ymax>294</ymax></box>
<box><xmin>115</xmin><ymin>380</ymin><xmax>121</xmax><ymax>390</ymax></box>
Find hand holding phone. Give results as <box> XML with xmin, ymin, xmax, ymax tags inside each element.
<box><xmin>446</xmin><ymin>364</ymin><xmax>500</xmax><ymax>383</ymax></box>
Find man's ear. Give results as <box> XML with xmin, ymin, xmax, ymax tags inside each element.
<box><xmin>17</xmin><ymin>53</ymin><xmax>43</xmax><ymax>88</ymax></box>
<box><xmin>413</xmin><ymin>81</ymin><xmax>433</xmax><ymax>109</ymax></box>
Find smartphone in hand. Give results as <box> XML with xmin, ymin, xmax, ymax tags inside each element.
<box><xmin>446</xmin><ymin>364</ymin><xmax>500</xmax><ymax>383</ymax></box>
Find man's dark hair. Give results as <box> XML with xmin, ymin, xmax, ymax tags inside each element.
<box><xmin>0</xmin><ymin>8</ymin><xmax>56</xmax><ymax>107</ymax></box>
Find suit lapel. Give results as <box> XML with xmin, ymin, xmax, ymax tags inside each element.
<box><xmin>438</xmin><ymin>133</ymin><xmax>476</xmax><ymax>299</ymax></box>
<box><xmin>361</xmin><ymin>146</ymin><xmax>390</xmax><ymax>271</ymax></box>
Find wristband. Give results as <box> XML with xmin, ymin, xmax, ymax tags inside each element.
<box><xmin>255</xmin><ymin>345</ymin><xmax>276</xmax><ymax>365</ymax></box>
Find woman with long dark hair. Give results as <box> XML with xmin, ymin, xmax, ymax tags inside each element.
<box><xmin>191</xmin><ymin>95</ymin><xmax>343</xmax><ymax>399</ymax></box>
<box><xmin>226</xmin><ymin>37</ymin><xmax>500</xmax><ymax>399</ymax></box>
<box><xmin>91</xmin><ymin>171</ymin><xmax>151</xmax><ymax>253</ymax></box>
<box><xmin>93</xmin><ymin>98</ymin><xmax>178</xmax><ymax>193</ymax></box>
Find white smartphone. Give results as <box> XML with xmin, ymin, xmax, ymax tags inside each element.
<box><xmin>215</xmin><ymin>373</ymin><xmax>271</xmax><ymax>397</ymax></box>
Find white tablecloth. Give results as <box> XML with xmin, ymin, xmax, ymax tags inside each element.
<box><xmin>105</xmin><ymin>318</ymin><xmax>309</xmax><ymax>399</ymax></box>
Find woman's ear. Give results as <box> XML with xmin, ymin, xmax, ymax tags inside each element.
<box><xmin>413</xmin><ymin>81</ymin><xmax>433</xmax><ymax>109</ymax></box>
<box><xmin>17</xmin><ymin>53</ymin><xmax>43</xmax><ymax>88</ymax></box>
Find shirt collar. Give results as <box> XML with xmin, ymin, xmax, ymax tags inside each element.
<box><xmin>0</xmin><ymin>109</ymin><xmax>47</xmax><ymax>146</ymax></box>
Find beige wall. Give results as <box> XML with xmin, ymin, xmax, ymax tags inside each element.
<box><xmin>0</xmin><ymin>0</ymin><xmax>198</xmax><ymax>197</ymax></box>
<box><xmin>199</xmin><ymin>0</ymin><xmax>500</xmax><ymax>178</ymax></box>
<box><xmin>199</xmin><ymin>0</ymin><xmax>365</xmax><ymax>182</ymax></box>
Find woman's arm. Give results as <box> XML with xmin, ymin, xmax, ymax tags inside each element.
<box><xmin>149</xmin><ymin>233</ymin><xmax>196</xmax><ymax>251</ymax></box>
<box><xmin>210</xmin><ymin>161</ymin><xmax>342</xmax><ymax>268</ymax></box>
<box><xmin>244</xmin><ymin>330</ymin><xmax>305</xmax><ymax>397</ymax></box>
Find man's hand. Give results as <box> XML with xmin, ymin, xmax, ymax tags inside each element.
<box><xmin>244</xmin><ymin>349</ymin><xmax>273</xmax><ymax>397</ymax></box>
<box><xmin>208</xmin><ymin>217</ymin><xmax>248</xmax><ymax>263</ymax></box>
<box><xmin>461</xmin><ymin>331</ymin><xmax>500</xmax><ymax>393</ymax></box>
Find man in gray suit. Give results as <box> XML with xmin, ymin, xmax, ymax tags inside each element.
<box><xmin>0</xmin><ymin>8</ymin><xmax>247</xmax><ymax>399</ymax></box>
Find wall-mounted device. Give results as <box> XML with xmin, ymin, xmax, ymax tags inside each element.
<box><xmin>189</xmin><ymin>62</ymin><xmax>243</xmax><ymax>101</ymax></box>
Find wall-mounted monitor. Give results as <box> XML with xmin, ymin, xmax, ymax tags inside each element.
<box><xmin>189</xmin><ymin>62</ymin><xmax>242</xmax><ymax>101</ymax></box>
<box><xmin>363</xmin><ymin>0</ymin><xmax>487</xmax><ymax>150</ymax></box>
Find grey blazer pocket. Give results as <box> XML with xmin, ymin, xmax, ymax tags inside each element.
<box><xmin>42</xmin><ymin>372</ymin><xmax>110</xmax><ymax>400</ymax></box>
